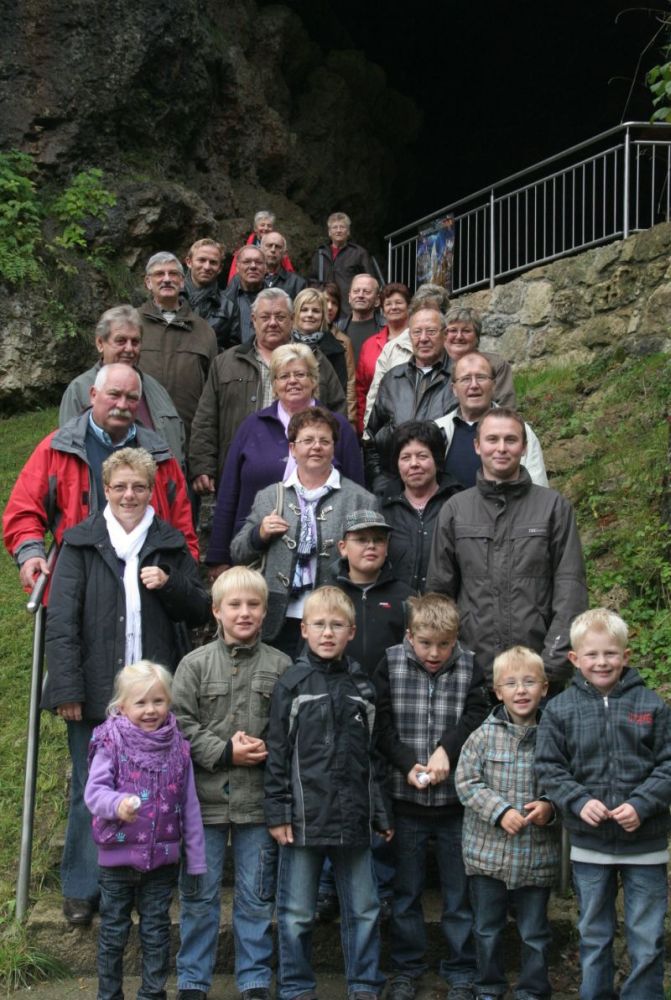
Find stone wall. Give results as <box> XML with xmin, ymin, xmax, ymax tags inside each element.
<box><xmin>457</xmin><ymin>223</ymin><xmax>671</xmax><ymax>365</ymax></box>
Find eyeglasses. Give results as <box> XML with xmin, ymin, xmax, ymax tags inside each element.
<box><xmin>256</xmin><ymin>312</ymin><xmax>290</xmax><ymax>324</ymax></box>
<box><xmin>275</xmin><ymin>371</ymin><xmax>311</xmax><ymax>383</ymax></box>
<box><xmin>107</xmin><ymin>484</ymin><xmax>150</xmax><ymax>495</ymax></box>
<box><xmin>497</xmin><ymin>678</ymin><xmax>543</xmax><ymax>691</ymax></box>
<box><xmin>453</xmin><ymin>374</ymin><xmax>493</xmax><ymax>386</ymax></box>
<box><xmin>294</xmin><ymin>437</ymin><xmax>333</xmax><ymax>447</ymax></box>
<box><xmin>409</xmin><ymin>327</ymin><xmax>442</xmax><ymax>339</ymax></box>
<box><xmin>305</xmin><ymin>621</ymin><xmax>351</xmax><ymax>633</ymax></box>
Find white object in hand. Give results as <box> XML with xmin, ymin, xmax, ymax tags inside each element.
<box><xmin>416</xmin><ymin>771</ymin><xmax>430</xmax><ymax>786</ymax></box>
<box><xmin>128</xmin><ymin>795</ymin><xmax>142</xmax><ymax>812</ymax></box>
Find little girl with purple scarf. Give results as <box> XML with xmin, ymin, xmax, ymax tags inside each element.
<box><xmin>85</xmin><ymin>661</ymin><xmax>206</xmax><ymax>1000</ymax></box>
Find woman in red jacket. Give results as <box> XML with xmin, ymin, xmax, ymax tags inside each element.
<box><xmin>355</xmin><ymin>283</ymin><xmax>411</xmax><ymax>434</ymax></box>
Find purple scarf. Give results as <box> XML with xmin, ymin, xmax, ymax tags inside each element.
<box><xmin>89</xmin><ymin>713</ymin><xmax>187</xmax><ymax>800</ymax></box>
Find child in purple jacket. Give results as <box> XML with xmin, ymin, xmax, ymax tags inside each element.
<box><xmin>85</xmin><ymin>660</ymin><xmax>206</xmax><ymax>1000</ymax></box>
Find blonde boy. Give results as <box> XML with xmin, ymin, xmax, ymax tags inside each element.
<box><xmin>536</xmin><ymin>608</ymin><xmax>671</xmax><ymax>1000</ymax></box>
<box><xmin>172</xmin><ymin>567</ymin><xmax>291</xmax><ymax>1000</ymax></box>
<box><xmin>374</xmin><ymin>593</ymin><xmax>489</xmax><ymax>1000</ymax></box>
<box><xmin>456</xmin><ymin>646</ymin><xmax>559</xmax><ymax>1000</ymax></box>
<box><xmin>265</xmin><ymin>586</ymin><xmax>392</xmax><ymax>1000</ymax></box>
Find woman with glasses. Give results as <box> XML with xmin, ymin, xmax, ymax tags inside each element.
<box><xmin>230</xmin><ymin>406</ymin><xmax>375</xmax><ymax>656</ymax></box>
<box><xmin>206</xmin><ymin>344</ymin><xmax>364</xmax><ymax>581</ymax></box>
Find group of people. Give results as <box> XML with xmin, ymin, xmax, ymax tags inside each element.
<box><xmin>3</xmin><ymin>207</ymin><xmax>671</xmax><ymax>1000</ymax></box>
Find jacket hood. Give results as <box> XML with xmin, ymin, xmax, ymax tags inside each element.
<box><xmin>476</xmin><ymin>466</ymin><xmax>533</xmax><ymax>498</ymax></box>
<box><xmin>331</xmin><ymin>555</ymin><xmax>398</xmax><ymax>588</ymax></box>
<box><xmin>53</xmin><ymin>412</ymin><xmax>173</xmax><ymax>465</ymax></box>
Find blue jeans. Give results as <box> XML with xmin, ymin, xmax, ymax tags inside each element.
<box><xmin>177</xmin><ymin>823</ymin><xmax>277</xmax><ymax>994</ymax></box>
<box><xmin>97</xmin><ymin>863</ymin><xmax>177</xmax><ymax>1000</ymax></box>
<box><xmin>469</xmin><ymin>874</ymin><xmax>552</xmax><ymax>998</ymax></box>
<box><xmin>319</xmin><ymin>834</ymin><xmax>395</xmax><ymax>901</ymax></box>
<box><xmin>276</xmin><ymin>843</ymin><xmax>384</xmax><ymax>1000</ymax></box>
<box><xmin>573</xmin><ymin>861</ymin><xmax>667</xmax><ymax>1000</ymax></box>
<box><xmin>390</xmin><ymin>812</ymin><xmax>476</xmax><ymax>987</ymax></box>
<box><xmin>62</xmin><ymin>719</ymin><xmax>99</xmax><ymax>900</ymax></box>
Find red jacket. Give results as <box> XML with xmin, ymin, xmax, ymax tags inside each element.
<box><xmin>227</xmin><ymin>232</ymin><xmax>294</xmax><ymax>284</ymax></box>
<box><xmin>355</xmin><ymin>326</ymin><xmax>390</xmax><ymax>435</ymax></box>
<box><xmin>3</xmin><ymin>414</ymin><xmax>199</xmax><ymax>580</ymax></box>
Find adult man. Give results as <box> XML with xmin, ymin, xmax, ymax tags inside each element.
<box><xmin>365</xmin><ymin>306</ymin><xmax>457</xmax><ymax>493</ymax></box>
<box><xmin>224</xmin><ymin>245</ymin><xmax>267</xmax><ymax>343</ymax></box>
<box><xmin>426</xmin><ymin>408</ymin><xmax>587</xmax><ymax>692</ymax></box>
<box><xmin>59</xmin><ymin>305</ymin><xmax>186</xmax><ymax>467</ymax></box>
<box><xmin>309</xmin><ymin>212</ymin><xmax>376</xmax><ymax>306</ymax></box>
<box><xmin>183</xmin><ymin>238</ymin><xmax>241</xmax><ymax>351</ymax></box>
<box><xmin>261</xmin><ymin>231</ymin><xmax>306</xmax><ymax>299</ymax></box>
<box><xmin>4</xmin><ymin>364</ymin><xmax>198</xmax><ymax>592</ymax></box>
<box><xmin>138</xmin><ymin>252</ymin><xmax>218</xmax><ymax>448</ymax></box>
<box><xmin>227</xmin><ymin>209</ymin><xmax>295</xmax><ymax>283</ymax></box>
<box><xmin>189</xmin><ymin>289</ymin><xmax>345</xmax><ymax>493</ymax></box>
<box><xmin>435</xmin><ymin>352</ymin><xmax>547</xmax><ymax>488</ymax></box>
<box><xmin>337</xmin><ymin>274</ymin><xmax>385</xmax><ymax>362</ymax></box>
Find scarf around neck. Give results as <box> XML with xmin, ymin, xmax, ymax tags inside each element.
<box><xmin>104</xmin><ymin>504</ymin><xmax>155</xmax><ymax>665</ymax></box>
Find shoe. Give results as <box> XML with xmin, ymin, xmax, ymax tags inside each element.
<box><xmin>62</xmin><ymin>897</ymin><xmax>94</xmax><ymax>925</ymax></box>
<box><xmin>448</xmin><ymin>987</ymin><xmax>474</xmax><ymax>1000</ymax></box>
<box><xmin>241</xmin><ymin>991</ymin><xmax>270</xmax><ymax>1000</ymax></box>
<box><xmin>387</xmin><ymin>977</ymin><xmax>416</xmax><ymax>1000</ymax></box>
<box><xmin>316</xmin><ymin>892</ymin><xmax>339</xmax><ymax>922</ymax></box>
<box><xmin>178</xmin><ymin>991</ymin><xmax>207</xmax><ymax>1000</ymax></box>
<box><xmin>379</xmin><ymin>895</ymin><xmax>393</xmax><ymax>922</ymax></box>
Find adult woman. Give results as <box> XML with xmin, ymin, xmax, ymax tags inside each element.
<box><xmin>324</xmin><ymin>281</ymin><xmax>357</xmax><ymax>425</ymax></box>
<box><xmin>206</xmin><ymin>344</ymin><xmax>364</xmax><ymax>575</ymax></box>
<box><xmin>231</xmin><ymin>407</ymin><xmax>375</xmax><ymax>656</ymax></box>
<box><xmin>43</xmin><ymin>448</ymin><xmax>210</xmax><ymax>925</ymax></box>
<box><xmin>356</xmin><ymin>283</ymin><xmax>411</xmax><ymax>434</ymax></box>
<box><xmin>293</xmin><ymin>287</ymin><xmax>354</xmax><ymax>404</ymax></box>
<box><xmin>381</xmin><ymin>421</ymin><xmax>461</xmax><ymax>592</ymax></box>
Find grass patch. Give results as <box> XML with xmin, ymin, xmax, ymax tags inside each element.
<box><xmin>0</xmin><ymin>919</ymin><xmax>69</xmax><ymax>990</ymax></box>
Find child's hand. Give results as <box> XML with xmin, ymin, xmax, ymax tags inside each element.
<box><xmin>407</xmin><ymin>764</ymin><xmax>430</xmax><ymax>789</ymax></box>
<box><xmin>377</xmin><ymin>828</ymin><xmax>394</xmax><ymax>843</ymax></box>
<box><xmin>140</xmin><ymin>566</ymin><xmax>169</xmax><ymax>590</ymax></box>
<box><xmin>269</xmin><ymin>824</ymin><xmax>294</xmax><ymax>845</ymax></box>
<box><xmin>500</xmin><ymin>808</ymin><xmax>527</xmax><ymax>835</ymax></box>
<box><xmin>524</xmin><ymin>799</ymin><xmax>554</xmax><ymax>826</ymax></box>
<box><xmin>609</xmin><ymin>803</ymin><xmax>641</xmax><ymax>831</ymax></box>
<box><xmin>579</xmin><ymin>798</ymin><xmax>610</xmax><ymax>827</ymax></box>
<box><xmin>426</xmin><ymin>746</ymin><xmax>450</xmax><ymax>784</ymax></box>
<box><xmin>117</xmin><ymin>797</ymin><xmax>140</xmax><ymax>822</ymax></box>
<box><xmin>231</xmin><ymin>731</ymin><xmax>268</xmax><ymax>766</ymax></box>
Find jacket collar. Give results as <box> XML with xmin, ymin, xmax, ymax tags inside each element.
<box><xmin>476</xmin><ymin>466</ymin><xmax>532</xmax><ymax>499</ymax></box>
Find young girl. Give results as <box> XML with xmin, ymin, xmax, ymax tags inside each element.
<box><xmin>84</xmin><ymin>660</ymin><xmax>206</xmax><ymax>1000</ymax></box>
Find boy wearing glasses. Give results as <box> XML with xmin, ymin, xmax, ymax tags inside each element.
<box><xmin>265</xmin><ymin>586</ymin><xmax>393</xmax><ymax>1000</ymax></box>
<box><xmin>455</xmin><ymin>646</ymin><xmax>559</xmax><ymax>1000</ymax></box>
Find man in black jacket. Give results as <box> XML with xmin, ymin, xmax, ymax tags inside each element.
<box><xmin>184</xmin><ymin>238</ymin><xmax>241</xmax><ymax>351</ymax></box>
<box><xmin>309</xmin><ymin>212</ymin><xmax>375</xmax><ymax>308</ymax></box>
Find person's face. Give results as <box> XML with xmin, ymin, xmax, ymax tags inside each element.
<box><xmin>327</xmin><ymin>219</ymin><xmax>350</xmax><ymax>246</ymax></box>
<box><xmin>237</xmin><ymin>249</ymin><xmax>266</xmax><ymax>288</ymax></box>
<box><xmin>409</xmin><ymin>308</ymin><xmax>446</xmax><ymax>366</ymax></box>
<box><xmin>407</xmin><ymin>628</ymin><xmax>456</xmax><ymax>673</ymax></box>
<box><xmin>474</xmin><ymin>415</ymin><xmax>526</xmax><ymax>482</ymax></box>
<box><xmin>382</xmin><ymin>292</ymin><xmax>409</xmax><ymax>326</ymax></box>
<box><xmin>120</xmin><ymin>680</ymin><xmax>170</xmax><ymax>732</ymax></box>
<box><xmin>495</xmin><ymin>664</ymin><xmax>548</xmax><ymax>725</ymax></box>
<box><xmin>301</xmin><ymin>603</ymin><xmax>355</xmax><ymax>659</ymax></box>
<box><xmin>296</xmin><ymin>299</ymin><xmax>324</xmax><ymax>334</ymax></box>
<box><xmin>252</xmin><ymin>300</ymin><xmax>292</xmax><ymax>350</ymax></box>
<box><xmin>97</xmin><ymin>322</ymin><xmax>142</xmax><ymax>367</ymax></box>
<box><xmin>452</xmin><ymin>355</ymin><xmax>495</xmax><ymax>417</ymax></box>
<box><xmin>254</xmin><ymin>216</ymin><xmax>274</xmax><ymax>237</ymax></box>
<box><xmin>397</xmin><ymin>439</ymin><xmax>438</xmax><ymax>492</ymax></box>
<box><xmin>325</xmin><ymin>294</ymin><xmax>339</xmax><ymax>325</ymax></box>
<box><xmin>186</xmin><ymin>246</ymin><xmax>222</xmax><ymax>287</ymax></box>
<box><xmin>338</xmin><ymin>530</ymin><xmax>389</xmax><ymax>579</ymax></box>
<box><xmin>261</xmin><ymin>232</ymin><xmax>286</xmax><ymax>270</ymax></box>
<box><xmin>213</xmin><ymin>589</ymin><xmax>266</xmax><ymax>644</ymax></box>
<box><xmin>273</xmin><ymin>362</ymin><xmax>315</xmax><ymax>409</ymax></box>
<box><xmin>104</xmin><ymin>464</ymin><xmax>152</xmax><ymax>531</ymax></box>
<box><xmin>348</xmin><ymin>277</ymin><xmax>378</xmax><ymax>314</ymax></box>
<box><xmin>569</xmin><ymin>629</ymin><xmax>629</xmax><ymax>695</ymax></box>
<box><xmin>445</xmin><ymin>320</ymin><xmax>479</xmax><ymax>360</ymax></box>
<box><xmin>289</xmin><ymin>421</ymin><xmax>335</xmax><ymax>479</ymax></box>
<box><xmin>144</xmin><ymin>262</ymin><xmax>184</xmax><ymax>307</ymax></box>
<box><xmin>90</xmin><ymin>369</ymin><xmax>141</xmax><ymax>440</ymax></box>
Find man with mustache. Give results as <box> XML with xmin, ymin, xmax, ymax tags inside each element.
<box><xmin>3</xmin><ymin>363</ymin><xmax>198</xmax><ymax>592</ymax></box>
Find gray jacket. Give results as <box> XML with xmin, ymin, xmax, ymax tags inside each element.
<box><xmin>231</xmin><ymin>474</ymin><xmax>376</xmax><ymax>640</ymax></box>
<box><xmin>172</xmin><ymin>636</ymin><xmax>290</xmax><ymax>825</ymax></box>
<box><xmin>59</xmin><ymin>363</ymin><xmax>186</xmax><ymax>468</ymax></box>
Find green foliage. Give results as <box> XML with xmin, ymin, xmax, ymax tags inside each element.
<box><xmin>0</xmin><ymin>919</ymin><xmax>68</xmax><ymax>990</ymax></box>
<box><xmin>50</xmin><ymin>168</ymin><xmax>117</xmax><ymax>268</ymax></box>
<box><xmin>0</xmin><ymin>151</ymin><xmax>44</xmax><ymax>284</ymax></box>
<box><xmin>648</xmin><ymin>60</ymin><xmax>671</xmax><ymax>123</ymax></box>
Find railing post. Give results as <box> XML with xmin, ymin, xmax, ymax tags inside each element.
<box><xmin>387</xmin><ymin>237</ymin><xmax>392</xmax><ymax>284</ymax></box>
<box><xmin>623</xmin><ymin>126</ymin><xmax>631</xmax><ymax>239</ymax></box>
<box><xmin>489</xmin><ymin>188</ymin><xmax>496</xmax><ymax>289</ymax></box>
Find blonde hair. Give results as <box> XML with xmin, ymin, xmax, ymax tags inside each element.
<box><xmin>211</xmin><ymin>566</ymin><xmax>268</xmax><ymax>609</ymax></box>
<box><xmin>107</xmin><ymin>660</ymin><xmax>172</xmax><ymax>716</ymax></box>
<box><xmin>102</xmin><ymin>447</ymin><xmax>157</xmax><ymax>488</ymax></box>
<box><xmin>492</xmin><ymin>646</ymin><xmax>546</xmax><ymax>687</ymax></box>
<box><xmin>407</xmin><ymin>593</ymin><xmax>459</xmax><ymax>637</ymax></box>
<box><xmin>294</xmin><ymin>287</ymin><xmax>328</xmax><ymax>330</ymax></box>
<box><xmin>570</xmin><ymin>608</ymin><xmax>629</xmax><ymax>651</ymax></box>
<box><xmin>303</xmin><ymin>586</ymin><xmax>355</xmax><ymax>626</ymax></box>
<box><xmin>269</xmin><ymin>343</ymin><xmax>319</xmax><ymax>385</ymax></box>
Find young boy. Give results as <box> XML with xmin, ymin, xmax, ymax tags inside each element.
<box><xmin>265</xmin><ymin>586</ymin><xmax>393</xmax><ymax>1000</ymax></box>
<box><xmin>374</xmin><ymin>593</ymin><xmax>489</xmax><ymax>1000</ymax></box>
<box><xmin>455</xmin><ymin>646</ymin><xmax>560</xmax><ymax>1000</ymax></box>
<box><xmin>536</xmin><ymin>608</ymin><xmax>671</xmax><ymax>1000</ymax></box>
<box><xmin>171</xmin><ymin>567</ymin><xmax>291</xmax><ymax>1000</ymax></box>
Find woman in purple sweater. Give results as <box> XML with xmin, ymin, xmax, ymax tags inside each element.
<box><xmin>206</xmin><ymin>342</ymin><xmax>363</xmax><ymax>575</ymax></box>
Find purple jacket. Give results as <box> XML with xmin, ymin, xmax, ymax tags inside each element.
<box><xmin>85</xmin><ymin>714</ymin><xmax>206</xmax><ymax>875</ymax></box>
<box><xmin>206</xmin><ymin>400</ymin><xmax>364</xmax><ymax>565</ymax></box>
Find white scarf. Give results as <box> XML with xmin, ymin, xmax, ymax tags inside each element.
<box><xmin>103</xmin><ymin>504</ymin><xmax>155</xmax><ymax>666</ymax></box>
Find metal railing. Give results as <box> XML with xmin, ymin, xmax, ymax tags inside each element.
<box><xmin>386</xmin><ymin>122</ymin><xmax>671</xmax><ymax>293</ymax></box>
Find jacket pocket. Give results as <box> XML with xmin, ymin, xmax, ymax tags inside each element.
<box><xmin>199</xmin><ymin>680</ymin><xmax>230</xmax><ymax>723</ymax></box>
<box><xmin>250</xmin><ymin>673</ymin><xmax>279</xmax><ymax>726</ymax></box>
<box><xmin>511</xmin><ymin>524</ymin><xmax>551</xmax><ymax>576</ymax></box>
<box><xmin>454</xmin><ymin>524</ymin><xmax>492</xmax><ymax>575</ymax></box>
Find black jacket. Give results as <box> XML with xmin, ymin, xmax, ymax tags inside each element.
<box><xmin>43</xmin><ymin>513</ymin><xmax>211</xmax><ymax>721</ymax></box>
<box><xmin>294</xmin><ymin>329</ymin><xmax>348</xmax><ymax>394</ymax></box>
<box><xmin>265</xmin><ymin>268</ymin><xmax>307</xmax><ymax>299</ymax></box>
<box><xmin>309</xmin><ymin>240</ymin><xmax>375</xmax><ymax>303</ymax></box>
<box><xmin>184</xmin><ymin>284</ymin><xmax>241</xmax><ymax>352</ymax></box>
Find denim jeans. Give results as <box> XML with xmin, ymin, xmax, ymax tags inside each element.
<box><xmin>469</xmin><ymin>874</ymin><xmax>552</xmax><ymax>998</ymax></box>
<box><xmin>177</xmin><ymin>823</ymin><xmax>277</xmax><ymax>994</ymax></box>
<box><xmin>573</xmin><ymin>861</ymin><xmax>667</xmax><ymax>1000</ymax></box>
<box><xmin>97</xmin><ymin>863</ymin><xmax>177</xmax><ymax>1000</ymax></box>
<box><xmin>390</xmin><ymin>812</ymin><xmax>476</xmax><ymax>987</ymax></box>
<box><xmin>319</xmin><ymin>834</ymin><xmax>395</xmax><ymax>902</ymax></box>
<box><xmin>276</xmin><ymin>843</ymin><xmax>384</xmax><ymax>1000</ymax></box>
<box><xmin>62</xmin><ymin>719</ymin><xmax>100</xmax><ymax>900</ymax></box>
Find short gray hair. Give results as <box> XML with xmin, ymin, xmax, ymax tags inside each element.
<box><xmin>270</xmin><ymin>343</ymin><xmax>319</xmax><ymax>385</ymax></box>
<box><xmin>327</xmin><ymin>212</ymin><xmax>351</xmax><ymax>229</ymax></box>
<box><xmin>445</xmin><ymin>306</ymin><xmax>482</xmax><ymax>339</ymax></box>
<box><xmin>411</xmin><ymin>283</ymin><xmax>451</xmax><ymax>314</ymax></box>
<box><xmin>251</xmin><ymin>287</ymin><xmax>293</xmax><ymax>315</ymax></box>
<box><xmin>254</xmin><ymin>210</ymin><xmax>275</xmax><ymax>227</ymax></box>
<box><xmin>93</xmin><ymin>363</ymin><xmax>142</xmax><ymax>395</ymax></box>
<box><xmin>145</xmin><ymin>252</ymin><xmax>184</xmax><ymax>276</ymax></box>
<box><xmin>95</xmin><ymin>305</ymin><xmax>142</xmax><ymax>342</ymax></box>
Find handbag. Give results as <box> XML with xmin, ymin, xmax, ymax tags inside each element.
<box><xmin>249</xmin><ymin>481</ymin><xmax>284</xmax><ymax>574</ymax></box>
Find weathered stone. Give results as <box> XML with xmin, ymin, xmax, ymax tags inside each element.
<box><xmin>490</xmin><ymin>282</ymin><xmax>523</xmax><ymax>314</ymax></box>
<box><xmin>518</xmin><ymin>279</ymin><xmax>553</xmax><ymax>325</ymax></box>
<box><xmin>552</xmin><ymin>288</ymin><xmax>590</xmax><ymax>323</ymax></box>
<box><xmin>591</xmin><ymin>267</ymin><xmax>638</xmax><ymax>312</ymax></box>
<box><xmin>631</xmin><ymin>221</ymin><xmax>671</xmax><ymax>261</ymax></box>
<box><xmin>580</xmin><ymin>315</ymin><xmax>627</xmax><ymax>348</ymax></box>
